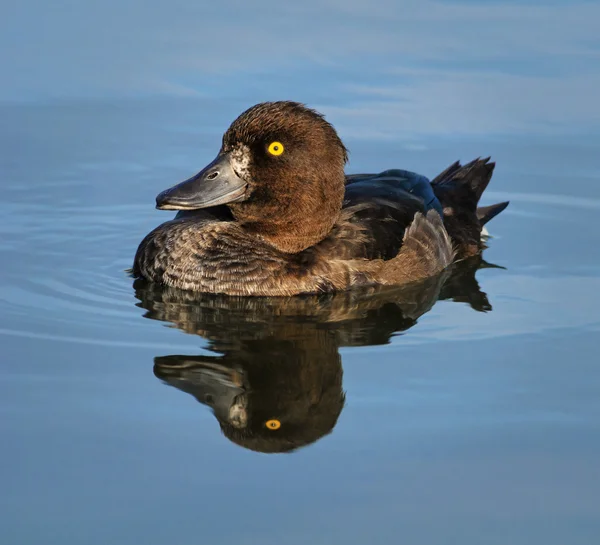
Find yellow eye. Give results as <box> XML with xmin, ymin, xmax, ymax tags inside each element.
<box><xmin>267</xmin><ymin>141</ymin><xmax>284</xmax><ymax>156</ymax></box>
<box><xmin>265</xmin><ymin>419</ymin><xmax>281</xmax><ymax>430</ymax></box>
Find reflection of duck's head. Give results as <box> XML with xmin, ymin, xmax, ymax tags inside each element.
<box><xmin>154</xmin><ymin>330</ymin><xmax>345</xmax><ymax>454</ymax></box>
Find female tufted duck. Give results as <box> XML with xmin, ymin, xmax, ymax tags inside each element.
<box><xmin>133</xmin><ymin>101</ymin><xmax>508</xmax><ymax>296</ymax></box>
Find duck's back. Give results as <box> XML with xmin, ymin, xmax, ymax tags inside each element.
<box><xmin>345</xmin><ymin>169</ymin><xmax>442</xmax><ymax>216</ymax></box>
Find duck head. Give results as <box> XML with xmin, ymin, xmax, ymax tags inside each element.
<box><xmin>156</xmin><ymin>101</ymin><xmax>348</xmax><ymax>252</ymax></box>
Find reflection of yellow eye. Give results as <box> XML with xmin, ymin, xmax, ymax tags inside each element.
<box><xmin>267</xmin><ymin>142</ymin><xmax>284</xmax><ymax>156</ymax></box>
<box><xmin>265</xmin><ymin>419</ymin><xmax>281</xmax><ymax>430</ymax></box>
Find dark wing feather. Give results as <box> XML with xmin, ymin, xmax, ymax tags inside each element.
<box><xmin>341</xmin><ymin>170</ymin><xmax>443</xmax><ymax>261</ymax></box>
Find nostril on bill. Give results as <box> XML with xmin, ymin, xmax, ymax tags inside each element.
<box><xmin>206</xmin><ymin>171</ymin><xmax>219</xmax><ymax>180</ymax></box>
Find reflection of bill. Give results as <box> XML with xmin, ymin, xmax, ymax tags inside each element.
<box><xmin>135</xmin><ymin>256</ymin><xmax>500</xmax><ymax>454</ymax></box>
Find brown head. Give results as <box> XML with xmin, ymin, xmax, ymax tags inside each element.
<box><xmin>156</xmin><ymin>101</ymin><xmax>349</xmax><ymax>252</ymax></box>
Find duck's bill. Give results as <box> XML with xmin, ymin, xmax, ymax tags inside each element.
<box><xmin>154</xmin><ymin>355</ymin><xmax>247</xmax><ymax>428</ymax></box>
<box><xmin>155</xmin><ymin>152</ymin><xmax>247</xmax><ymax>210</ymax></box>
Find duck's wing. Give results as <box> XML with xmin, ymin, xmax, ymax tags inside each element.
<box><xmin>340</xmin><ymin>169</ymin><xmax>444</xmax><ymax>260</ymax></box>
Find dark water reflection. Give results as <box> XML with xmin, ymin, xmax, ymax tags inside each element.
<box><xmin>135</xmin><ymin>257</ymin><xmax>494</xmax><ymax>453</ymax></box>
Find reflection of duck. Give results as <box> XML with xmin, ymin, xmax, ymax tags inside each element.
<box><xmin>133</xmin><ymin>101</ymin><xmax>508</xmax><ymax>295</ymax></box>
<box><xmin>154</xmin><ymin>331</ymin><xmax>343</xmax><ymax>454</ymax></box>
<box><xmin>135</xmin><ymin>256</ymin><xmax>498</xmax><ymax>453</ymax></box>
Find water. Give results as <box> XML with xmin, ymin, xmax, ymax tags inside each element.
<box><xmin>2</xmin><ymin>2</ymin><xmax>600</xmax><ymax>544</ymax></box>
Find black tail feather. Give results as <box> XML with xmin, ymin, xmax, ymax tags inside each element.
<box><xmin>431</xmin><ymin>161</ymin><xmax>461</xmax><ymax>185</ymax></box>
<box><xmin>477</xmin><ymin>201</ymin><xmax>510</xmax><ymax>226</ymax></box>
<box><xmin>431</xmin><ymin>157</ymin><xmax>508</xmax><ymax>256</ymax></box>
<box><xmin>432</xmin><ymin>157</ymin><xmax>495</xmax><ymax>201</ymax></box>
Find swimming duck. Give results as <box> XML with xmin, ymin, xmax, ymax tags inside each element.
<box><xmin>133</xmin><ymin>101</ymin><xmax>508</xmax><ymax>296</ymax></box>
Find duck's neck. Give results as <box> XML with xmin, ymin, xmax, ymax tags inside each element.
<box><xmin>229</xmin><ymin>175</ymin><xmax>345</xmax><ymax>253</ymax></box>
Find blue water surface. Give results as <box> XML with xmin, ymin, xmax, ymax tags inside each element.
<box><xmin>1</xmin><ymin>1</ymin><xmax>599</xmax><ymax>544</ymax></box>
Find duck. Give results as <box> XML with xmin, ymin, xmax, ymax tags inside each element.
<box><xmin>133</xmin><ymin>101</ymin><xmax>508</xmax><ymax>296</ymax></box>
